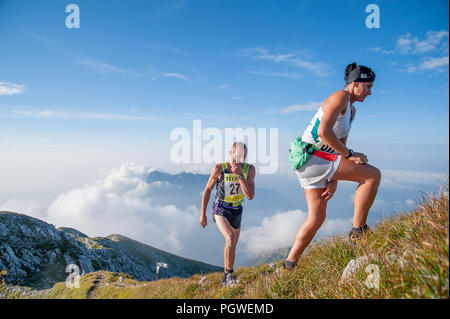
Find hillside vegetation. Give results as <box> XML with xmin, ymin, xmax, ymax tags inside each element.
<box><xmin>1</xmin><ymin>184</ymin><xmax>448</xmax><ymax>299</ymax></box>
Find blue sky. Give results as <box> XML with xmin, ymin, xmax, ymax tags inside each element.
<box><xmin>0</xmin><ymin>0</ymin><xmax>449</xmax><ymax>261</ymax></box>
<box><xmin>2</xmin><ymin>0</ymin><xmax>448</xmax><ymax>169</ymax></box>
<box><xmin>1</xmin><ymin>0</ymin><xmax>448</xmax><ymax>144</ymax></box>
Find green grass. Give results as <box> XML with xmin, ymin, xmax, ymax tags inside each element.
<box><xmin>2</xmin><ymin>184</ymin><xmax>448</xmax><ymax>299</ymax></box>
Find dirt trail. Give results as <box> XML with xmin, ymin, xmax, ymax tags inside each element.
<box><xmin>87</xmin><ymin>274</ymin><xmax>104</xmax><ymax>299</ymax></box>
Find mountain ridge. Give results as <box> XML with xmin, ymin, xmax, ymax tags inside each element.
<box><xmin>0</xmin><ymin>211</ymin><xmax>221</xmax><ymax>289</ymax></box>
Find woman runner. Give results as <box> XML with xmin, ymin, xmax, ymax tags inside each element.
<box><xmin>283</xmin><ymin>63</ymin><xmax>381</xmax><ymax>271</ymax></box>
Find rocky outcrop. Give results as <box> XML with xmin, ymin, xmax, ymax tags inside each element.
<box><xmin>0</xmin><ymin>211</ymin><xmax>221</xmax><ymax>289</ymax></box>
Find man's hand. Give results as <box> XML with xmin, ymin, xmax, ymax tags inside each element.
<box><xmin>229</xmin><ymin>162</ymin><xmax>243</xmax><ymax>175</ymax></box>
<box><xmin>321</xmin><ymin>180</ymin><xmax>338</xmax><ymax>201</ymax></box>
<box><xmin>199</xmin><ymin>214</ymin><xmax>208</xmax><ymax>228</ymax></box>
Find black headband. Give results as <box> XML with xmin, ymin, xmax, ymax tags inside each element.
<box><xmin>345</xmin><ymin>67</ymin><xmax>375</xmax><ymax>84</ymax></box>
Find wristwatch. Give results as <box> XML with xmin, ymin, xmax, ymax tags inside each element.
<box><xmin>345</xmin><ymin>149</ymin><xmax>355</xmax><ymax>158</ymax></box>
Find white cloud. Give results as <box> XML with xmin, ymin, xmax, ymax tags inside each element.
<box><xmin>281</xmin><ymin>102</ymin><xmax>321</xmax><ymax>114</ymax></box>
<box><xmin>372</xmin><ymin>30</ymin><xmax>449</xmax><ymax>74</ymax></box>
<box><xmin>239</xmin><ymin>48</ymin><xmax>330</xmax><ymax>76</ymax></box>
<box><xmin>0</xmin><ymin>199</ymin><xmax>47</xmax><ymax>219</ymax></box>
<box><xmin>240</xmin><ymin>209</ymin><xmax>352</xmax><ymax>256</ymax></box>
<box><xmin>414</xmin><ymin>30</ymin><xmax>449</xmax><ymax>54</ymax></box>
<box><xmin>396</xmin><ymin>33</ymin><xmax>418</xmax><ymax>54</ymax></box>
<box><xmin>12</xmin><ymin>110</ymin><xmax>55</xmax><ymax>118</ymax></box>
<box><xmin>419</xmin><ymin>56</ymin><xmax>449</xmax><ymax>70</ymax></box>
<box><xmin>163</xmin><ymin>72</ymin><xmax>190</xmax><ymax>82</ymax></box>
<box><xmin>370</xmin><ymin>47</ymin><xmax>382</xmax><ymax>53</ymax></box>
<box><xmin>396</xmin><ymin>30</ymin><xmax>449</xmax><ymax>55</ymax></box>
<box><xmin>184</xmin><ymin>164</ymin><xmax>216</xmax><ymax>175</ymax></box>
<box><xmin>382</xmin><ymin>50</ymin><xmax>395</xmax><ymax>55</ymax></box>
<box><xmin>380</xmin><ymin>169</ymin><xmax>448</xmax><ymax>189</ymax></box>
<box><xmin>167</xmin><ymin>46</ymin><xmax>189</xmax><ymax>55</ymax></box>
<box><xmin>146</xmin><ymin>43</ymin><xmax>189</xmax><ymax>55</ymax></box>
<box><xmin>218</xmin><ymin>83</ymin><xmax>230</xmax><ymax>89</ymax></box>
<box><xmin>0</xmin><ymin>82</ymin><xmax>26</xmax><ymax>95</ymax></box>
<box><xmin>406</xmin><ymin>65</ymin><xmax>417</xmax><ymax>73</ymax></box>
<box><xmin>407</xmin><ymin>56</ymin><xmax>449</xmax><ymax>73</ymax></box>
<box><xmin>79</xmin><ymin>58</ymin><xmax>143</xmax><ymax>76</ymax></box>
<box><xmin>29</xmin><ymin>32</ymin><xmax>144</xmax><ymax>77</ymax></box>
<box><xmin>41</xmin><ymin>163</ymin><xmax>201</xmax><ymax>254</ymax></box>
<box><xmin>369</xmin><ymin>46</ymin><xmax>394</xmax><ymax>55</ymax></box>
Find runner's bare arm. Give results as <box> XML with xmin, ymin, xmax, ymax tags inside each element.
<box><xmin>238</xmin><ymin>165</ymin><xmax>255</xmax><ymax>200</ymax></box>
<box><xmin>200</xmin><ymin>164</ymin><xmax>222</xmax><ymax>217</ymax></box>
<box><xmin>324</xmin><ymin>106</ymin><xmax>357</xmax><ymax>196</ymax></box>
<box><xmin>318</xmin><ymin>90</ymin><xmax>350</xmax><ymax>156</ymax></box>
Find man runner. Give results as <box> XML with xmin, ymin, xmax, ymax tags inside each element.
<box><xmin>199</xmin><ymin>142</ymin><xmax>255</xmax><ymax>286</ymax></box>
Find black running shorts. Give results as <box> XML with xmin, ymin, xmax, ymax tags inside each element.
<box><xmin>213</xmin><ymin>204</ymin><xmax>243</xmax><ymax>229</ymax></box>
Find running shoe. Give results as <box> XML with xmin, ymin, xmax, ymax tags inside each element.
<box><xmin>348</xmin><ymin>225</ymin><xmax>370</xmax><ymax>243</ymax></box>
<box><xmin>281</xmin><ymin>259</ymin><xmax>296</xmax><ymax>272</ymax></box>
<box><xmin>222</xmin><ymin>272</ymin><xmax>238</xmax><ymax>287</ymax></box>
<box><xmin>275</xmin><ymin>259</ymin><xmax>296</xmax><ymax>275</ymax></box>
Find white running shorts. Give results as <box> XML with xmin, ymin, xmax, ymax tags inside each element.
<box><xmin>295</xmin><ymin>154</ymin><xmax>342</xmax><ymax>189</ymax></box>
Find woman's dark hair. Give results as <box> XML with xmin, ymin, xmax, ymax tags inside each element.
<box><xmin>345</xmin><ymin>62</ymin><xmax>358</xmax><ymax>76</ymax></box>
<box><xmin>345</xmin><ymin>62</ymin><xmax>375</xmax><ymax>84</ymax></box>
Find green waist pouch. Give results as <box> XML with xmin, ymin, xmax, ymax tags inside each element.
<box><xmin>289</xmin><ymin>137</ymin><xmax>317</xmax><ymax>170</ymax></box>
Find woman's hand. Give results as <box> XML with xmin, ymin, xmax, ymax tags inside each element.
<box><xmin>349</xmin><ymin>152</ymin><xmax>368</xmax><ymax>165</ymax></box>
<box><xmin>199</xmin><ymin>214</ymin><xmax>208</xmax><ymax>228</ymax></box>
<box><xmin>321</xmin><ymin>180</ymin><xmax>338</xmax><ymax>201</ymax></box>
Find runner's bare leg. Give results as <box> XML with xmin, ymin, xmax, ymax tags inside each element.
<box><xmin>286</xmin><ymin>188</ymin><xmax>327</xmax><ymax>262</ymax></box>
<box><xmin>215</xmin><ymin>215</ymin><xmax>240</xmax><ymax>270</ymax></box>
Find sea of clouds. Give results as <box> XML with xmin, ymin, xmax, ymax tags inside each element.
<box><xmin>1</xmin><ymin>162</ymin><xmax>447</xmax><ymax>266</ymax></box>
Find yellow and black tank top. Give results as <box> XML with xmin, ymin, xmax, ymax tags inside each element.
<box><xmin>214</xmin><ymin>162</ymin><xmax>249</xmax><ymax>207</ymax></box>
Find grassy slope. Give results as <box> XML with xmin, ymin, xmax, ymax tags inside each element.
<box><xmin>2</xmin><ymin>185</ymin><xmax>448</xmax><ymax>299</ymax></box>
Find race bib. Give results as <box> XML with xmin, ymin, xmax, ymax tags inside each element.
<box><xmin>224</xmin><ymin>174</ymin><xmax>244</xmax><ymax>203</ymax></box>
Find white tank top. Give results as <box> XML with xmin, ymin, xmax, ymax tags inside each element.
<box><xmin>301</xmin><ymin>99</ymin><xmax>354</xmax><ymax>154</ymax></box>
